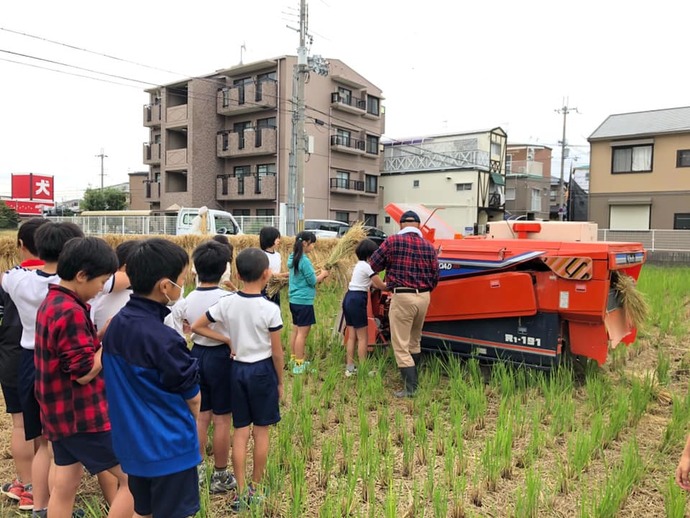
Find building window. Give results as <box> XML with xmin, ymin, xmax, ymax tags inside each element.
<box><xmin>335</xmin><ymin>211</ymin><xmax>349</xmax><ymax>224</ymax></box>
<box><xmin>366</xmin><ymin>135</ymin><xmax>379</xmax><ymax>155</ymax></box>
<box><xmin>366</xmin><ymin>95</ymin><xmax>380</xmax><ymax>116</ymax></box>
<box><xmin>256</xmin><ymin>208</ymin><xmax>276</xmax><ymax>217</ymax></box>
<box><xmin>506</xmin><ymin>155</ymin><xmax>513</xmax><ymax>174</ymax></box>
<box><xmin>256</xmin><ymin>72</ymin><xmax>276</xmax><ymax>101</ymax></box>
<box><xmin>334</xmin><ymin>170</ymin><xmax>349</xmax><ymax>189</ymax></box>
<box><xmin>505</xmin><ymin>187</ymin><xmax>516</xmax><ymax>201</ymax></box>
<box><xmin>455</xmin><ymin>183</ymin><xmax>472</xmax><ymax>191</ymax></box>
<box><xmin>674</xmin><ymin>213</ymin><xmax>690</xmax><ymax>229</ymax></box>
<box><xmin>491</xmin><ymin>141</ymin><xmax>502</xmax><ymax>157</ymax></box>
<box><xmin>413</xmin><ymin>180</ymin><xmax>420</xmax><ymax>188</ymax></box>
<box><xmin>257</xmin><ymin>164</ymin><xmax>276</xmax><ymax>176</ymax></box>
<box><xmin>531</xmin><ymin>189</ymin><xmax>541</xmax><ymax>212</ymax></box>
<box><xmin>364</xmin><ymin>214</ymin><xmax>377</xmax><ymax>227</ymax></box>
<box><xmin>234</xmin><ymin>121</ymin><xmax>251</xmax><ymax>149</ymax></box>
<box><xmin>256</xmin><ymin>117</ymin><xmax>276</xmax><ymax>147</ymax></box>
<box><xmin>337</xmin><ymin>86</ymin><xmax>352</xmax><ymax>105</ymax></box>
<box><xmin>365</xmin><ymin>175</ymin><xmax>377</xmax><ymax>193</ymax></box>
<box><xmin>221</xmin><ymin>88</ymin><xmax>230</xmax><ymax>107</ymax></box>
<box><xmin>612</xmin><ymin>145</ymin><xmax>653</xmax><ymax>173</ymax></box>
<box><xmin>335</xmin><ymin>128</ymin><xmax>351</xmax><ymax>147</ymax></box>
<box><xmin>234</xmin><ymin>166</ymin><xmax>250</xmax><ymax>178</ymax></box>
<box><xmin>677</xmin><ymin>150</ymin><xmax>690</xmax><ymax>168</ymax></box>
<box><xmin>233</xmin><ymin>77</ymin><xmax>251</xmax><ymax>104</ymax></box>
<box><xmin>385</xmin><ymin>216</ymin><xmax>391</xmax><ymax>224</ymax></box>
<box><xmin>233</xmin><ymin>209</ymin><xmax>250</xmax><ymax>217</ymax></box>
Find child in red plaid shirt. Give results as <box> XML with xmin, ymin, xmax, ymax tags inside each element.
<box><xmin>34</xmin><ymin>237</ymin><xmax>133</xmax><ymax>518</ymax></box>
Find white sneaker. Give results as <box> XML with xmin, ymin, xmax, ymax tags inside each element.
<box><xmin>345</xmin><ymin>366</ymin><xmax>357</xmax><ymax>377</ymax></box>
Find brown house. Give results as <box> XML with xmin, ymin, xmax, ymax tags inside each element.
<box><xmin>140</xmin><ymin>56</ymin><xmax>385</xmax><ymax>225</ymax></box>
<box><xmin>504</xmin><ymin>144</ymin><xmax>551</xmax><ymax>220</ymax></box>
<box><xmin>588</xmin><ymin>106</ymin><xmax>690</xmax><ymax>230</ymax></box>
<box><xmin>128</xmin><ymin>171</ymin><xmax>149</xmax><ymax>209</ymax></box>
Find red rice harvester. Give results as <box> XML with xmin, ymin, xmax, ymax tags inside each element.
<box><xmin>356</xmin><ymin>203</ymin><xmax>647</xmax><ymax>368</ymax></box>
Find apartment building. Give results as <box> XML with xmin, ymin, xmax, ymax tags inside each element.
<box><xmin>139</xmin><ymin>56</ymin><xmax>384</xmax><ymax>224</ymax></box>
<box><xmin>504</xmin><ymin>144</ymin><xmax>551</xmax><ymax>220</ymax></box>
<box><xmin>588</xmin><ymin>106</ymin><xmax>690</xmax><ymax>230</ymax></box>
<box><xmin>380</xmin><ymin>128</ymin><xmax>507</xmax><ymax>236</ymax></box>
<box><xmin>127</xmin><ymin>171</ymin><xmax>149</xmax><ymax>209</ymax></box>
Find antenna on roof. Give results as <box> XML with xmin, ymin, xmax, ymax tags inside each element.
<box><xmin>239</xmin><ymin>42</ymin><xmax>246</xmax><ymax>65</ymax></box>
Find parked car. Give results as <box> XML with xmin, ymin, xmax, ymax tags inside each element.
<box><xmin>304</xmin><ymin>219</ymin><xmax>350</xmax><ymax>238</ymax></box>
<box><xmin>363</xmin><ymin>226</ymin><xmax>387</xmax><ymax>247</ymax></box>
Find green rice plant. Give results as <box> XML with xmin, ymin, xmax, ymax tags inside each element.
<box><xmin>358</xmin><ymin>398</ymin><xmax>370</xmax><ymax>448</ymax></box>
<box><xmin>402</xmin><ymin>425</ymin><xmax>415</xmax><ymax>477</ymax></box>
<box><xmin>377</xmin><ymin>406</ymin><xmax>391</xmax><ymax>454</ymax></box>
<box><xmin>378</xmin><ymin>447</ymin><xmax>394</xmax><ymax>489</ymax></box>
<box><xmin>660</xmin><ymin>388</ymin><xmax>690</xmax><ymax>453</ymax></box>
<box><xmin>79</xmin><ymin>496</ymin><xmax>106</xmax><ymax>518</ymax></box>
<box><xmin>481</xmin><ymin>433</ymin><xmax>501</xmax><ymax>491</ymax></box>
<box><xmin>591</xmin><ymin>440</ymin><xmax>645</xmax><ymax>517</ymax></box>
<box><xmin>289</xmin><ymin>452</ymin><xmax>306</xmax><ymax>517</ymax></box>
<box><xmin>514</xmin><ymin>467</ymin><xmax>541</xmax><ymax>518</ymax></box>
<box><xmin>415</xmin><ymin>412</ymin><xmax>429</xmax><ymax>465</ymax></box>
<box><xmin>426</xmin><ymin>400</ymin><xmax>441</xmax><ymax>432</ymax></box>
<box><xmin>640</xmin><ymin>266</ymin><xmax>690</xmax><ymax>337</ymax></box>
<box><xmin>383</xmin><ymin>483</ymin><xmax>398</xmax><ymax>518</ymax></box>
<box><xmin>318</xmin><ymin>491</ymin><xmax>338</xmax><ymax>518</ymax></box>
<box><xmin>549</xmin><ymin>394</ymin><xmax>575</xmax><ymax>438</ymax></box>
<box><xmin>298</xmin><ymin>404</ymin><xmax>315</xmax><ymax>461</ymax></box>
<box><xmin>664</xmin><ymin>475</ymin><xmax>687</xmax><ymax>518</ymax></box>
<box><xmin>432</xmin><ymin>484</ymin><xmax>449</xmax><ymax>518</ymax></box>
<box><xmin>604</xmin><ymin>388</ymin><xmax>630</xmax><ymax>447</ymax></box>
<box><xmin>319</xmin><ymin>437</ymin><xmax>336</xmax><ymax>489</ymax></box>
<box><xmin>434</xmin><ymin>418</ymin><xmax>445</xmax><ymax>456</ymax></box>
<box><xmin>495</xmin><ymin>400</ymin><xmax>515</xmax><ymax>479</ymax></box>
<box><xmin>339</xmin><ymin>424</ymin><xmax>355</xmax><ymax>475</ymax></box>
<box><xmin>394</xmin><ymin>409</ymin><xmax>405</xmax><ymax>446</ymax></box>
<box><xmin>656</xmin><ymin>348</ymin><xmax>672</xmax><ymax>387</ymax></box>
<box><xmin>585</xmin><ymin>366</ymin><xmax>611</xmax><ymax>412</ymax></box>
<box><xmin>628</xmin><ymin>373</ymin><xmax>654</xmax><ymax>426</ymax></box>
<box><xmin>444</xmin><ymin>437</ymin><xmax>457</xmax><ymax>487</ymax></box>
<box><xmin>464</xmin><ymin>381</ymin><xmax>488</xmax><ymax>435</ymax></box>
<box><xmin>565</xmin><ymin>413</ymin><xmax>604</xmax><ymax>480</ymax></box>
<box><xmin>450</xmin><ymin>475</ymin><xmax>467</xmax><ymax>518</ymax></box>
<box><xmin>334</xmin><ymin>399</ymin><xmax>345</xmax><ymax>425</ymax></box>
<box><xmin>490</xmin><ymin>361</ymin><xmax>516</xmax><ymax>399</ymax></box>
<box><xmin>318</xmin><ymin>406</ymin><xmax>329</xmax><ymax>432</ymax></box>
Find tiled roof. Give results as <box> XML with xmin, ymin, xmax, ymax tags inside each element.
<box><xmin>589</xmin><ymin>106</ymin><xmax>690</xmax><ymax>140</ymax></box>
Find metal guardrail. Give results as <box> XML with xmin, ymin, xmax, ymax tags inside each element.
<box><xmin>598</xmin><ymin>229</ymin><xmax>690</xmax><ymax>251</ymax></box>
<box><xmin>47</xmin><ymin>216</ymin><xmax>285</xmax><ymax>236</ymax></box>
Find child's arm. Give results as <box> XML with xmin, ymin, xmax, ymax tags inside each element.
<box><xmin>316</xmin><ymin>269</ymin><xmax>330</xmax><ymax>283</ymax></box>
<box><xmin>186</xmin><ymin>392</ymin><xmax>201</xmax><ymax>421</ymax></box>
<box><xmin>76</xmin><ymin>348</ymin><xmax>102</xmax><ymax>385</ymax></box>
<box><xmin>164</xmin><ymin>298</ymin><xmax>188</xmax><ymax>338</ymax></box>
<box><xmin>270</xmin><ymin>329</ymin><xmax>284</xmax><ymax>399</ymax></box>
<box><xmin>191</xmin><ymin>313</ymin><xmax>232</xmax><ymax>349</ymax></box>
<box><xmin>111</xmin><ymin>270</ymin><xmax>130</xmax><ymax>292</ymax></box>
<box><xmin>370</xmin><ymin>272</ymin><xmax>387</xmax><ymax>291</ymax></box>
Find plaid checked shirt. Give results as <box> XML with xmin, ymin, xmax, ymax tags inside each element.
<box><xmin>35</xmin><ymin>285</ymin><xmax>110</xmax><ymax>441</ymax></box>
<box><xmin>369</xmin><ymin>229</ymin><xmax>439</xmax><ymax>290</ymax></box>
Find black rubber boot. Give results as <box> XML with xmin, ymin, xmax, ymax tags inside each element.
<box><xmin>394</xmin><ymin>367</ymin><xmax>417</xmax><ymax>398</ymax></box>
<box><xmin>412</xmin><ymin>353</ymin><xmax>422</xmax><ymax>366</ymax></box>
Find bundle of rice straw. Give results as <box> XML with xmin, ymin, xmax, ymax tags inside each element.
<box><xmin>323</xmin><ymin>221</ymin><xmax>368</xmax><ymax>286</ymax></box>
<box><xmin>266</xmin><ymin>275</ymin><xmax>287</xmax><ymax>298</ymax></box>
<box><xmin>614</xmin><ymin>273</ymin><xmax>649</xmax><ymax>329</ymax></box>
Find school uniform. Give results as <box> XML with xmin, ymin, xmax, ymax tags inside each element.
<box><xmin>206</xmin><ymin>292</ymin><xmax>282</xmax><ymax>428</ymax></box>
<box><xmin>89</xmin><ymin>275</ymin><xmax>132</xmax><ymax>331</ymax></box>
<box><xmin>342</xmin><ymin>260</ymin><xmax>376</xmax><ymax>329</ymax></box>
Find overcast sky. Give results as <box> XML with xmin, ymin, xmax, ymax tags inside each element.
<box><xmin>2</xmin><ymin>0</ymin><xmax>688</xmax><ymax>200</ymax></box>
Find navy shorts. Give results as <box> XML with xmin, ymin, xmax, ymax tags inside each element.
<box><xmin>1</xmin><ymin>382</ymin><xmax>22</xmax><ymax>414</ymax></box>
<box><xmin>231</xmin><ymin>358</ymin><xmax>280</xmax><ymax>429</ymax></box>
<box><xmin>52</xmin><ymin>431</ymin><xmax>119</xmax><ymax>475</ymax></box>
<box><xmin>342</xmin><ymin>290</ymin><xmax>368</xmax><ymax>329</ymax></box>
<box><xmin>18</xmin><ymin>348</ymin><xmax>42</xmax><ymax>440</ymax></box>
<box><xmin>191</xmin><ymin>344</ymin><xmax>233</xmax><ymax>415</ymax></box>
<box><xmin>289</xmin><ymin>303</ymin><xmax>316</xmax><ymax>327</ymax></box>
<box><xmin>128</xmin><ymin>466</ymin><xmax>200</xmax><ymax>518</ymax></box>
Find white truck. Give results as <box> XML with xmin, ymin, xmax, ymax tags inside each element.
<box><xmin>64</xmin><ymin>207</ymin><xmax>243</xmax><ymax>236</ymax></box>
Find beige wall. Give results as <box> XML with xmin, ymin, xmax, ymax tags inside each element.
<box><xmin>590</xmin><ymin>134</ymin><xmax>690</xmax><ymax>193</ymax></box>
<box><xmin>128</xmin><ymin>173</ymin><xmax>149</xmax><ymax>210</ymax></box>
<box><xmin>590</xmin><ymin>191</ymin><xmax>689</xmax><ymax>229</ymax></box>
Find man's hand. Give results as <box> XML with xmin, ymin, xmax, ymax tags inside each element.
<box><xmin>677</xmin><ymin>435</ymin><xmax>690</xmax><ymax>490</ymax></box>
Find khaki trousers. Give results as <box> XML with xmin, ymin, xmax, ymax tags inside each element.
<box><xmin>389</xmin><ymin>291</ymin><xmax>431</xmax><ymax>368</ymax></box>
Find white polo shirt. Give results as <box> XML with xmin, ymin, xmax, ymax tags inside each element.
<box><xmin>165</xmin><ymin>287</ymin><xmax>230</xmax><ymax>346</ymax></box>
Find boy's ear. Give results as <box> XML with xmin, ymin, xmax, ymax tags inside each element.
<box><xmin>75</xmin><ymin>270</ymin><xmax>89</xmax><ymax>283</ymax></box>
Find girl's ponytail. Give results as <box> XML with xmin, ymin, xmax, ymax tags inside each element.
<box><xmin>292</xmin><ymin>231</ymin><xmax>316</xmax><ymax>273</ymax></box>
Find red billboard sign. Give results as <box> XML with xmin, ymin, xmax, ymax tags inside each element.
<box><xmin>4</xmin><ymin>200</ymin><xmax>53</xmax><ymax>216</ymax></box>
<box><xmin>11</xmin><ymin>174</ymin><xmax>54</xmax><ymax>202</ymax></box>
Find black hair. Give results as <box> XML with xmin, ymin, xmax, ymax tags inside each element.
<box><xmin>126</xmin><ymin>238</ymin><xmax>189</xmax><ymax>295</ymax></box>
<box><xmin>355</xmin><ymin>239</ymin><xmax>379</xmax><ymax>261</ymax></box>
<box><xmin>211</xmin><ymin>234</ymin><xmax>233</xmax><ymax>263</ymax></box>
<box><xmin>115</xmin><ymin>240</ymin><xmax>140</xmax><ymax>269</ymax></box>
<box><xmin>236</xmin><ymin>248</ymin><xmax>269</xmax><ymax>283</ymax></box>
<box><xmin>57</xmin><ymin>237</ymin><xmax>118</xmax><ymax>281</ymax></box>
<box><xmin>259</xmin><ymin>226</ymin><xmax>281</xmax><ymax>251</ymax></box>
<box><xmin>35</xmin><ymin>222</ymin><xmax>84</xmax><ymax>262</ymax></box>
<box><xmin>17</xmin><ymin>218</ymin><xmax>49</xmax><ymax>256</ymax></box>
<box><xmin>193</xmin><ymin>241</ymin><xmax>231</xmax><ymax>283</ymax></box>
<box><xmin>291</xmin><ymin>231</ymin><xmax>316</xmax><ymax>274</ymax></box>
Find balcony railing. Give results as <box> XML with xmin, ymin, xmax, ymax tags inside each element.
<box><xmin>143</xmin><ymin>142</ymin><xmax>161</xmax><ymax>164</ymax></box>
<box><xmin>217</xmin><ymin>80</ymin><xmax>278</xmax><ymax>115</ymax></box>
<box><xmin>330</xmin><ymin>92</ymin><xmax>366</xmax><ymax>114</ymax></box>
<box><xmin>166</xmin><ymin>148</ymin><xmax>188</xmax><ymax>169</ymax></box>
<box><xmin>144</xmin><ymin>181</ymin><xmax>160</xmax><ymax>201</ymax></box>
<box><xmin>166</xmin><ymin>104</ymin><xmax>188</xmax><ymax>126</ymax></box>
<box><xmin>488</xmin><ymin>192</ymin><xmax>503</xmax><ymax>208</ymax></box>
<box><xmin>217</xmin><ymin>127</ymin><xmax>277</xmax><ymax>157</ymax></box>
<box><xmin>330</xmin><ymin>178</ymin><xmax>364</xmax><ymax>192</ymax></box>
<box><xmin>216</xmin><ymin>173</ymin><xmax>276</xmax><ymax>200</ymax></box>
<box><xmin>330</xmin><ymin>134</ymin><xmax>365</xmax><ymax>155</ymax></box>
<box><xmin>143</xmin><ymin>103</ymin><xmax>162</xmax><ymax>126</ymax></box>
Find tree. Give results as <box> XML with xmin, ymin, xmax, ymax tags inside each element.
<box><xmin>0</xmin><ymin>201</ymin><xmax>20</xmax><ymax>229</ymax></box>
<box><xmin>80</xmin><ymin>187</ymin><xmax>128</xmax><ymax>211</ymax></box>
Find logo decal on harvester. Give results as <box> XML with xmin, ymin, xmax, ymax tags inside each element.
<box><xmin>542</xmin><ymin>256</ymin><xmax>592</xmax><ymax>280</ymax></box>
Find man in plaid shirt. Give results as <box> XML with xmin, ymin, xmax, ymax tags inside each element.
<box><xmin>369</xmin><ymin>210</ymin><xmax>439</xmax><ymax>397</ymax></box>
<box><xmin>34</xmin><ymin>237</ymin><xmax>133</xmax><ymax>518</ymax></box>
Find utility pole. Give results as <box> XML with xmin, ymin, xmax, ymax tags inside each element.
<box><xmin>555</xmin><ymin>100</ymin><xmax>577</xmax><ymax>220</ymax></box>
<box><xmin>95</xmin><ymin>148</ymin><xmax>108</xmax><ymax>190</ymax></box>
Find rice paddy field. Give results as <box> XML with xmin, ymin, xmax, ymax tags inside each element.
<box><xmin>0</xmin><ymin>237</ymin><xmax>689</xmax><ymax>516</ymax></box>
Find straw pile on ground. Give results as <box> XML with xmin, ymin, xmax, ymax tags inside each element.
<box><xmin>614</xmin><ymin>272</ymin><xmax>649</xmax><ymax>329</ymax></box>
